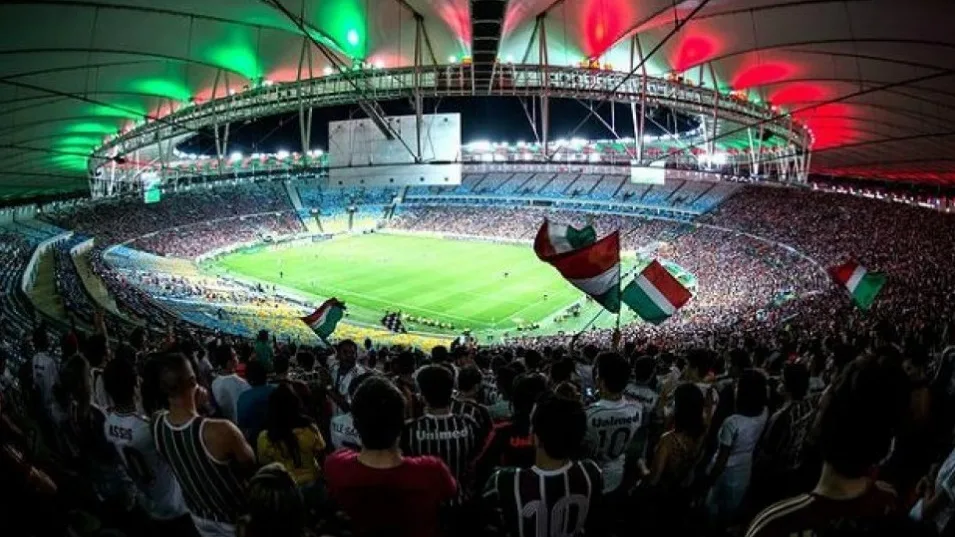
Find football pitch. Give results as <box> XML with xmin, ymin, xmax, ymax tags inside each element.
<box><xmin>209</xmin><ymin>232</ymin><xmax>644</xmax><ymax>338</ymax></box>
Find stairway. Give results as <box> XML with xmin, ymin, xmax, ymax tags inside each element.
<box><xmin>285</xmin><ymin>181</ymin><xmax>321</xmax><ymax>234</ymax></box>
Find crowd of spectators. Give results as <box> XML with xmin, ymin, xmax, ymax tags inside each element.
<box><xmin>4</xmin><ymin>183</ymin><xmax>953</xmax><ymax>537</ymax></box>
<box><xmin>49</xmin><ymin>183</ymin><xmax>293</xmax><ymax>245</ymax></box>
<box><xmin>129</xmin><ymin>212</ymin><xmax>304</xmax><ymax>259</ymax></box>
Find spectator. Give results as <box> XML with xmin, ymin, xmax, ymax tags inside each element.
<box><xmin>239</xmin><ymin>463</ymin><xmax>308</xmax><ymax>537</ymax></box>
<box><xmin>483</xmin><ymin>394</ymin><xmax>603</xmax><ymax>536</ymax></box>
<box><xmin>328</xmin><ymin>340</ymin><xmax>365</xmax><ymax>416</ymax></box>
<box><xmin>755</xmin><ymin>362</ymin><xmax>817</xmax><ymax>502</ymax></box>
<box><xmin>329</xmin><ymin>372</ymin><xmax>373</xmax><ymax>451</ymax></box>
<box><xmin>102</xmin><ymin>357</ymin><xmax>192</xmax><ymax>533</ymax></box>
<box><xmin>211</xmin><ymin>344</ymin><xmax>250</xmax><ymax>423</ymax></box>
<box><xmin>476</xmin><ymin>373</ymin><xmax>548</xmax><ymax>484</ymax></box>
<box><xmin>705</xmin><ymin>368</ymin><xmax>769</xmax><ymax>526</ymax></box>
<box><xmin>30</xmin><ymin>325</ymin><xmax>58</xmax><ymax>418</ymax></box>
<box><xmin>324</xmin><ymin>377</ymin><xmax>457</xmax><ymax>537</ymax></box>
<box><xmin>450</xmin><ymin>365</ymin><xmax>493</xmax><ymax>446</ymax></box>
<box><xmin>584</xmin><ymin>352</ymin><xmax>644</xmax><ymax>494</ymax></box>
<box><xmin>746</xmin><ymin>357</ymin><xmax>908</xmax><ymax>537</ymax></box>
<box><xmin>253</xmin><ymin>331</ymin><xmax>273</xmax><ymax>372</ymax></box>
<box><xmin>236</xmin><ymin>361</ymin><xmax>275</xmax><ymax>446</ymax></box>
<box><xmin>256</xmin><ymin>383</ymin><xmax>325</xmax><ymax>488</ymax></box>
<box><xmin>402</xmin><ymin>365</ymin><xmax>481</xmax><ymax>498</ymax></box>
<box><xmin>154</xmin><ymin>353</ymin><xmax>254</xmax><ymax>537</ymax></box>
<box><xmin>638</xmin><ymin>383</ymin><xmax>707</xmax><ymax>532</ymax></box>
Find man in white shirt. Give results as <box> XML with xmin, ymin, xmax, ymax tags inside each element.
<box><xmin>30</xmin><ymin>327</ymin><xmax>59</xmax><ymax>417</ymax></box>
<box><xmin>210</xmin><ymin>344</ymin><xmax>250</xmax><ymax>423</ymax></box>
<box><xmin>102</xmin><ymin>358</ymin><xmax>189</xmax><ymax>526</ymax></box>
<box><xmin>585</xmin><ymin>352</ymin><xmax>643</xmax><ymax>493</ymax></box>
<box><xmin>328</xmin><ymin>340</ymin><xmax>366</xmax><ymax>416</ymax></box>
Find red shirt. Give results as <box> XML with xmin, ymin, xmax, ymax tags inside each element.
<box><xmin>324</xmin><ymin>449</ymin><xmax>457</xmax><ymax>537</ymax></box>
<box><xmin>745</xmin><ymin>481</ymin><xmax>898</xmax><ymax>537</ymax></box>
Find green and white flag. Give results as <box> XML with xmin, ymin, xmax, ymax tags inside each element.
<box><xmin>828</xmin><ymin>260</ymin><xmax>885</xmax><ymax>311</ymax></box>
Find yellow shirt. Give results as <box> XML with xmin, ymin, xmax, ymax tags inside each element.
<box><xmin>257</xmin><ymin>425</ymin><xmax>326</xmax><ymax>485</ymax></box>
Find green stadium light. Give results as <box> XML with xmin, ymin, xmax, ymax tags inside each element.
<box><xmin>347</xmin><ymin>29</ymin><xmax>359</xmax><ymax>47</ymax></box>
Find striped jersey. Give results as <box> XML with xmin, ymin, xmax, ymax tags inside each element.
<box><xmin>104</xmin><ymin>410</ymin><xmax>187</xmax><ymax>520</ymax></box>
<box><xmin>483</xmin><ymin>461</ymin><xmax>604</xmax><ymax>537</ymax></box>
<box><xmin>402</xmin><ymin>413</ymin><xmax>480</xmax><ymax>496</ymax></box>
<box><xmin>584</xmin><ymin>398</ymin><xmax>642</xmax><ymax>492</ymax></box>
<box><xmin>152</xmin><ymin>412</ymin><xmax>247</xmax><ymax>523</ymax></box>
<box><xmin>450</xmin><ymin>398</ymin><xmax>493</xmax><ymax>446</ymax></box>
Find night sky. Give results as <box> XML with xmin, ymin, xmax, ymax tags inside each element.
<box><xmin>177</xmin><ymin>97</ymin><xmax>699</xmax><ymax>156</ymax></box>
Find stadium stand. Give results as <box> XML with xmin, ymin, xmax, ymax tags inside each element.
<box><xmin>3</xmin><ymin>181</ymin><xmax>954</xmax><ymax>537</ymax></box>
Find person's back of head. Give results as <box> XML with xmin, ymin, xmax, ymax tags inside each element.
<box><xmin>129</xmin><ymin>327</ymin><xmax>147</xmax><ymax>351</ymax></box>
<box><xmin>84</xmin><ymin>334</ymin><xmax>109</xmax><ymax>368</ymax></box>
<box><xmin>431</xmin><ymin>345</ymin><xmax>449</xmax><ymax>364</ymax></box>
<box><xmin>214</xmin><ymin>343</ymin><xmax>236</xmax><ymax>370</ymax></box>
<box><xmin>266</xmin><ymin>384</ymin><xmax>307</xmax><ymax>465</ymax></box>
<box><xmin>817</xmin><ymin>356</ymin><xmax>908</xmax><ymax>478</ymax></box>
<box><xmin>351</xmin><ymin>377</ymin><xmax>406</xmax><ymax>450</ymax></box>
<box><xmin>549</xmin><ymin>358</ymin><xmax>575</xmax><ymax>385</ymax></box>
<box><xmin>532</xmin><ymin>394</ymin><xmax>586</xmax><ymax>461</ymax></box>
<box><xmin>524</xmin><ymin>349</ymin><xmax>543</xmax><ymax>371</ymax></box>
<box><xmin>295</xmin><ymin>351</ymin><xmax>315</xmax><ymax>372</ymax></box>
<box><xmin>243</xmin><ymin>463</ymin><xmax>306</xmax><ymax>537</ymax></box>
<box><xmin>57</xmin><ymin>354</ymin><xmax>92</xmax><ymax>412</ymax></box>
<box><xmin>417</xmin><ymin>365</ymin><xmax>454</xmax><ymax>409</ymax></box>
<box><xmin>273</xmin><ymin>354</ymin><xmax>290</xmax><ymax>377</ymax></box>
<box><xmin>395</xmin><ymin>351</ymin><xmax>416</xmax><ymax>376</ymax></box>
<box><xmin>457</xmin><ymin>366</ymin><xmax>483</xmax><ymax>395</ymax></box>
<box><xmin>348</xmin><ymin>372</ymin><xmax>375</xmax><ymax>404</ymax></box>
<box><xmin>673</xmin><ymin>383</ymin><xmax>705</xmax><ymax>438</ymax></box>
<box><xmin>257</xmin><ymin>330</ymin><xmax>269</xmax><ymax>343</ymax></box>
<box><xmin>114</xmin><ymin>343</ymin><xmax>138</xmax><ymax>366</ymax></box>
<box><xmin>783</xmin><ymin>362</ymin><xmax>811</xmax><ymax>401</ymax></box>
<box><xmin>632</xmin><ymin>356</ymin><xmax>656</xmax><ymax>384</ymax></box>
<box><xmin>511</xmin><ymin>373</ymin><xmax>548</xmax><ymax>424</ymax></box>
<box><xmin>159</xmin><ymin>353</ymin><xmax>197</xmax><ymax>401</ymax></box>
<box><xmin>728</xmin><ymin>348</ymin><xmax>752</xmax><ymax>375</ymax></box>
<box><xmin>685</xmin><ymin>348</ymin><xmax>713</xmax><ymax>377</ymax></box>
<box><xmin>735</xmin><ymin>369</ymin><xmax>768</xmax><ymax>417</ymax></box>
<box><xmin>141</xmin><ymin>354</ymin><xmax>168</xmax><ymax>414</ymax></box>
<box><xmin>595</xmin><ymin>352</ymin><xmax>630</xmax><ymax>395</ymax></box>
<box><xmin>246</xmin><ymin>360</ymin><xmax>268</xmax><ymax>387</ymax></box>
<box><xmin>103</xmin><ymin>356</ymin><xmax>137</xmax><ymax>408</ymax></box>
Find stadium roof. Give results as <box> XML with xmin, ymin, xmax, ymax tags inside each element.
<box><xmin>1</xmin><ymin>0</ymin><xmax>954</xmax><ymax>201</ymax></box>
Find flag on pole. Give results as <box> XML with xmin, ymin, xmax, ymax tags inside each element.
<box><xmin>621</xmin><ymin>260</ymin><xmax>693</xmax><ymax>324</ymax></box>
<box><xmin>828</xmin><ymin>259</ymin><xmax>885</xmax><ymax>310</ymax></box>
<box><xmin>533</xmin><ymin>219</ymin><xmax>598</xmax><ymax>259</ymax></box>
<box><xmin>534</xmin><ymin>220</ymin><xmax>621</xmax><ymax>313</ymax></box>
<box><xmin>301</xmin><ymin>298</ymin><xmax>345</xmax><ymax>339</ymax></box>
<box><xmin>381</xmin><ymin>312</ymin><xmax>407</xmax><ymax>333</ymax></box>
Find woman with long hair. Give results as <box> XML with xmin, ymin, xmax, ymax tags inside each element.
<box><xmin>704</xmin><ymin>368</ymin><xmax>769</xmax><ymax>526</ymax></box>
<box><xmin>239</xmin><ymin>463</ymin><xmax>310</xmax><ymax>537</ymax></box>
<box><xmin>257</xmin><ymin>383</ymin><xmax>326</xmax><ymax>487</ymax></box>
<box><xmin>634</xmin><ymin>383</ymin><xmax>708</xmax><ymax>533</ymax></box>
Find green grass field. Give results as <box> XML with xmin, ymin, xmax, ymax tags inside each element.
<box><xmin>208</xmin><ymin>232</ymin><xmax>644</xmax><ymax>338</ymax></box>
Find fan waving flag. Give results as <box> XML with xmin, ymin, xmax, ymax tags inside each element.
<box><xmin>381</xmin><ymin>312</ymin><xmax>407</xmax><ymax>333</ymax></box>
<box><xmin>535</xmin><ymin>220</ymin><xmax>622</xmax><ymax>313</ymax></box>
<box><xmin>301</xmin><ymin>298</ymin><xmax>345</xmax><ymax>339</ymax></box>
<box><xmin>534</xmin><ymin>219</ymin><xmax>597</xmax><ymax>260</ymax></box>
<box><xmin>622</xmin><ymin>260</ymin><xmax>693</xmax><ymax>324</ymax></box>
<box><xmin>828</xmin><ymin>260</ymin><xmax>885</xmax><ymax>310</ymax></box>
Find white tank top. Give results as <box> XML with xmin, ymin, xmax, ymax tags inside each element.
<box><xmin>104</xmin><ymin>410</ymin><xmax>188</xmax><ymax>520</ymax></box>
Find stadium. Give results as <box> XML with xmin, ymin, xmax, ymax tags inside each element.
<box><xmin>1</xmin><ymin>2</ymin><xmax>955</xmax><ymax>537</ymax></box>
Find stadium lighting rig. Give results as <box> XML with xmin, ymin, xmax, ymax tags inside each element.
<box><xmin>90</xmin><ymin>61</ymin><xmax>810</xmax><ymax>198</ymax></box>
